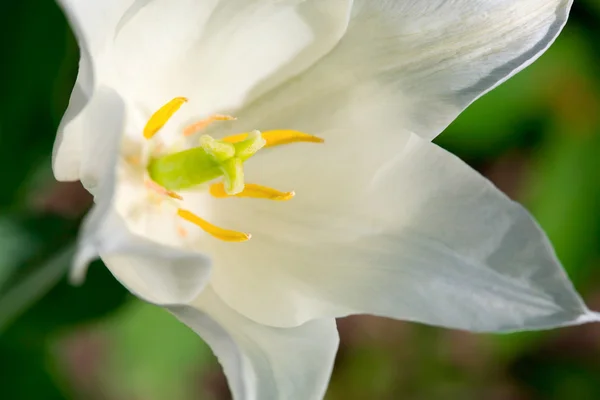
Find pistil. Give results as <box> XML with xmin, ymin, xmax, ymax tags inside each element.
<box><xmin>139</xmin><ymin>97</ymin><xmax>323</xmax><ymax>242</ymax></box>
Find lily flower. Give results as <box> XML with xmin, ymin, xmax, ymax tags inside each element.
<box><xmin>54</xmin><ymin>0</ymin><xmax>595</xmax><ymax>399</ymax></box>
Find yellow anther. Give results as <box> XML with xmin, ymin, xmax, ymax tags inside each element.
<box><xmin>184</xmin><ymin>114</ymin><xmax>237</xmax><ymax>137</ymax></box>
<box><xmin>145</xmin><ymin>180</ymin><xmax>183</xmax><ymax>200</ymax></box>
<box><xmin>210</xmin><ymin>183</ymin><xmax>295</xmax><ymax>201</ymax></box>
<box><xmin>144</xmin><ymin>97</ymin><xmax>188</xmax><ymax>139</ymax></box>
<box><xmin>177</xmin><ymin>209</ymin><xmax>251</xmax><ymax>242</ymax></box>
<box><xmin>222</xmin><ymin>130</ymin><xmax>324</xmax><ymax>148</ymax></box>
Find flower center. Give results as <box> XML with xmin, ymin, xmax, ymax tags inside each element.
<box><xmin>138</xmin><ymin>97</ymin><xmax>323</xmax><ymax>243</ymax></box>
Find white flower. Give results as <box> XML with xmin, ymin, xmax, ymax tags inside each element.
<box><xmin>54</xmin><ymin>0</ymin><xmax>597</xmax><ymax>399</ymax></box>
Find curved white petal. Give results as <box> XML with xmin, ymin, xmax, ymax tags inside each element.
<box><xmin>229</xmin><ymin>0</ymin><xmax>572</xmax><ymax>141</ymax></box>
<box><xmin>169</xmin><ymin>287</ymin><xmax>339</xmax><ymax>400</ymax></box>
<box><xmin>52</xmin><ymin>86</ymin><xmax>126</xmax><ymax>194</ymax></box>
<box><xmin>204</xmin><ymin>132</ymin><xmax>598</xmax><ymax>332</ymax></box>
<box><xmin>75</xmin><ymin>206</ymin><xmax>212</xmax><ymax>305</ymax></box>
<box><xmin>54</xmin><ymin>0</ymin><xmax>352</xmax><ymax>180</ymax></box>
<box><xmin>53</xmin><ymin>0</ymin><xmax>130</xmax><ymax>180</ymax></box>
<box><xmin>109</xmin><ymin>0</ymin><xmax>352</xmax><ymax>113</ymax></box>
<box><xmin>68</xmin><ymin>87</ymin><xmax>211</xmax><ymax>305</ymax></box>
<box><xmin>52</xmin><ymin>71</ymin><xmax>106</xmax><ymax>182</ymax></box>
<box><xmin>56</xmin><ymin>0</ymin><xmax>133</xmax><ymax>54</ymax></box>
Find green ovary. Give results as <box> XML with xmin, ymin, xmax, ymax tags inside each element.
<box><xmin>147</xmin><ymin>147</ymin><xmax>222</xmax><ymax>191</ymax></box>
<box><xmin>146</xmin><ymin>132</ymin><xmax>266</xmax><ymax>194</ymax></box>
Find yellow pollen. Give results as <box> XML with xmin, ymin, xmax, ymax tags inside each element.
<box><xmin>177</xmin><ymin>209</ymin><xmax>251</xmax><ymax>242</ymax></box>
<box><xmin>222</xmin><ymin>130</ymin><xmax>324</xmax><ymax>148</ymax></box>
<box><xmin>143</xmin><ymin>97</ymin><xmax>188</xmax><ymax>139</ymax></box>
<box><xmin>184</xmin><ymin>114</ymin><xmax>237</xmax><ymax>137</ymax></box>
<box><xmin>209</xmin><ymin>183</ymin><xmax>295</xmax><ymax>201</ymax></box>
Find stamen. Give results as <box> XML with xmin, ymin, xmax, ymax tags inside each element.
<box><xmin>177</xmin><ymin>209</ymin><xmax>250</xmax><ymax>242</ymax></box>
<box><xmin>184</xmin><ymin>114</ymin><xmax>237</xmax><ymax>137</ymax></box>
<box><xmin>145</xmin><ymin>180</ymin><xmax>183</xmax><ymax>200</ymax></box>
<box><xmin>222</xmin><ymin>130</ymin><xmax>324</xmax><ymax>147</ymax></box>
<box><xmin>210</xmin><ymin>183</ymin><xmax>295</xmax><ymax>201</ymax></box>
<box><xmin>143</xmin><ymin>97</ymin><xmax>188</xmax><ymax>139</ymax></box>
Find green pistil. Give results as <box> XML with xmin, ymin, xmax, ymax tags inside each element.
<box><xmin>147</xmin><ymin>132</ymin><xmax>266</xmax><ymax>194</ymax></box>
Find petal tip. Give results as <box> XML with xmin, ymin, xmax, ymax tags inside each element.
<box><xmin>577</xmin><ymin>311</ymin><xmax>600</xmax><ymax>324</ymax></box>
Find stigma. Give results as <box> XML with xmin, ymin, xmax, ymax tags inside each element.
<box><xmin>138</xmin><ymin>97</ymin><xmax>323</xmax><ymax>243</ymax></box>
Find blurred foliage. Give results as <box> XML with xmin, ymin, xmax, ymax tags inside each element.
<box><xmin>99</xmin><ymin>302</ymin><xmax>213</xmax><ymax>400</ymax></box>
<box><xmin>1</xmin><ymin>0</ymin><xmax>600</xmax><ymax>399</ymax></box>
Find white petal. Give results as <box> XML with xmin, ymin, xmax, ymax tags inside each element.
<box><xmin>169</xmin><ymin>286</ymin><xmax>339</xmax><ymax>400</ymax></box>
<box><xmin>53</xmin><ymin>0</ymin><xmax>130</xmax><ymax>180</ymax></box>
<box><xmin>67</xmin><ymin>88</ymin><xmax>211</xmax><ymax>305</ymax></box>
<box><xmin>75</xmin><ymin>195</ymin><xmax>212</xmax><ymax>305</ymax></box>
<box><xmin>52</xmin><ymin>76</ymin><xmax>113</xmax><ymax>183</ymax></box>
<box><xmin>56</xmin><ymin>0</ymin><xmax>133</xmax><ymax>54</ymax></box>
<box><xmin>75</xmin><ymin>143</ymin><xmax>212</xmax><ymax>305</ymax></box>
<box><xmin>53</xmin><ymin>85</ymin><xmax>125</xmax><ymax>192</ymax></box>
<box><xmin>229</xmin><ymin>0</ymin><xmax>572</xmax><ymax>141</ymax></box>
<box><xmin>54</xmin><ymin>0</ymin><xmax>352</xmax><ymax>179</ymax></box>
<box><xmin>203</xmin><ymin>132</ymin><xmax>598</xmax><ymax>332</ymax></box>
<box><xmin>110</xmin><ymin>0</ymin><xmax>352</xmax><ymax>114</ymax></box>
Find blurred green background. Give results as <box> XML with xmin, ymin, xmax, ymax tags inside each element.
<box><xmin>2</xmin><ymin>1</ymin><xmax>600</xmax><ymax>399</ymax></box>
